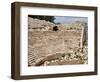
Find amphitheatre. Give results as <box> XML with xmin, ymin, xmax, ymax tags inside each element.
<box><xmin>28</xmin><ymin>17</ymin><xmax>88</xmax><ymax>66</ymax></box>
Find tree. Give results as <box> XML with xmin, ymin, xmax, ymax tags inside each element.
<box><xmin>28</xmin><ymin>15</ymin><xmax>55</xmax><ymax>23</ymax></box>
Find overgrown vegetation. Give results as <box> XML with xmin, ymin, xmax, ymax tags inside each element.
<box><xmin>28</xmin><ymin>15</ymin><xmax>55</xmax><ymax>23</ymax></box>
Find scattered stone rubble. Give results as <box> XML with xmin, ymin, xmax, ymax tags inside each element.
<box><xmin>28</xmin><ymin>17</ymin><xmax>88</xmax><ymax>66</ymax></box>
<box><xmin>42</xmin><ymin>45</ymin><xmax>88</xmax><ymax>66</ymax></box>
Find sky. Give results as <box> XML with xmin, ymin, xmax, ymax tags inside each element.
<box><xmin>54</xmin><ymin>16</ymin><xmax>88</xmax><ymax>24</ymax></box>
